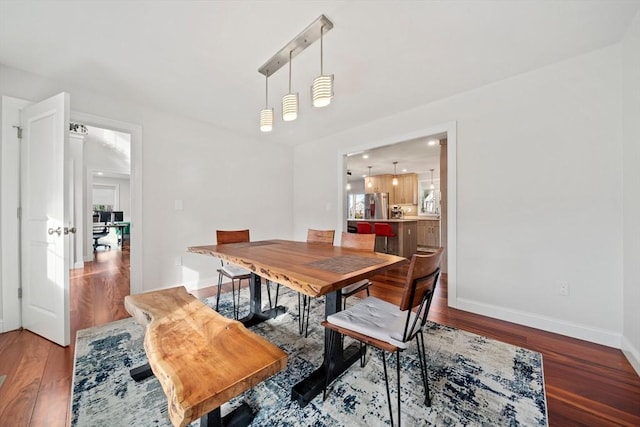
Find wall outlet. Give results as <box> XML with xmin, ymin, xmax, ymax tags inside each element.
<box><xmin>174</xmin><ymin>199</ymin><xmax>183</xmax><ymax>211</ymax></box>
<box><xmin>175</xmin><ymin>256</ymin><xmax>182</xmax><ymax>266</ymax></box>
<box><xmin>558</xmin><ymin>281</ymin><xmax>570</xmax><ymax>296</ymax></box>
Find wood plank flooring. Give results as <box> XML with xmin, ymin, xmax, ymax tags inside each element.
<box><xmin>0</xmin><ymin>247</ymin><xmax>638</xmax><ymax>426</ymax></box>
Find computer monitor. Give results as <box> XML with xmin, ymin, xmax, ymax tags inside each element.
<box><xmin>112</xmin><ymin>211</ymin><xmax>124</xmax><ymax>222</ymax></box>
<box><xmin>98</xmin><ymin>211</ymin><xmax>111</xmax><ymax>223</ymax></box>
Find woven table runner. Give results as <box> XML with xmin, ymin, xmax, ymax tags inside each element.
<box><xmin>305</xmin><ymin>255</ymin><xmax>382</xmax><ymax>274</ymax></box>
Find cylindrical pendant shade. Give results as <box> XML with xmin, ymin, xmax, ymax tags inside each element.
<box><xmin>260</xmin><ymin>108</ymin><xmax>273</xmax><ymax>132</ymax></box>
<box><xmin>392</xmin><ymin>177</ymin><xmax>399</xmax><ymax>186</ymax></box>
<box><xmin>311</xmin><ymin>74</ymin><xmax>334</xmax><ymax>107</ymax></box>
<box><xmin>282</xmin><ymin>92</ymin><xmax>298</xmax><ymax>121</ymax></box>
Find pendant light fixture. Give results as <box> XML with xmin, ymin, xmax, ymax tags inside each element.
<box><xmin>259</xmin><ymin>73</ymin><xmax>273</xmax><ymax>132</ymax></box>
<box><xmin>258</xmin><ymin>15</ymin><xmax>333</xmax><ymax>132</ymax></box>
<box><xmin>430</xmin><ymin>169</ymin><xmax>435</xmax><ymax>189</ymax></box>
<box><xmin>311</xmin><ymin>24</ymin><xmax>334</xmax><ymax>108</ymax></box>
<box><xmin>282</xmin><ymin>50</ymin><xmax>298</xmax><ymax>121</ymax></box>
<box><xmin>392</xmin><ymin>161</ymin><xmax>399</xmax><ymax>186</ymax></box>
<box><xmin>367</xmin><ymin>166</ymin><xmax>373</xmax><ymax>188</ymax></box>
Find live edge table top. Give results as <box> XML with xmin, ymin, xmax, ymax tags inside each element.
<box><xmin>188</xmin><ymin>239</ymin><xmax>408</xmax><ymax>298</ymax></box>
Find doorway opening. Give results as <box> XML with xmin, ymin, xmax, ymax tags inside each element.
<box><xmin>340</xmin><ymin>122</ymin><xmax>457</xmax><ymax>308</ymax></box>
<box><xmin>83</xmin><ymin>125</ymin><xmax>132</xmax><ymax>258</ymax></box>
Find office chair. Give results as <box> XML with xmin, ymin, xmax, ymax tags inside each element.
<box><xmin>93</xmin><ymin>224</ymin><xmax>111</xmax><ymax>251</ymax></box>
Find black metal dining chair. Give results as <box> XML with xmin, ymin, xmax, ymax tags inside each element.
<box><xmin>321</xmin><ymin>248</ymin><xmax>444</xmax><ymax>427</ymax></box>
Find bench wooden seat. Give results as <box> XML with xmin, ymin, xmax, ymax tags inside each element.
<box><xmin>124</xmin><ymin>286</ymin><xmax>288</xmax><ymax>427</ymax></box>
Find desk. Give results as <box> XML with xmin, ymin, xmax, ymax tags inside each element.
<box><xmin>106</xmin><ymin>223</ymin><xmax>128</xmax><ymax>246</ymax></box>
<box><xmin>188</xmin><ymin>240</ymin><xmax>407</xmax><ymax>407</ymax></box>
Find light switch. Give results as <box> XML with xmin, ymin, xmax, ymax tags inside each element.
<box><xmin>174</xmin><ymin>199</ymin><xmax>183</xmax><ymax>211</ymax></box>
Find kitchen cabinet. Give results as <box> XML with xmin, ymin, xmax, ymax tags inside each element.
<box><xmin>417</xmin><ymin>219</ymin><xmax>440</xmax><ymax>248</ymax></box>
<box><xmin>366</xmin><ymin>173</ymin><xmax>418</xmax><ymax>205</ymax></box>
<box><xmin>393</xmin><ymin>173</ymin><xmax>418</xmax><ymax>205</ymax></box>
<box><xmin>364</xmin><ymin>174</ymin><xmax>391</xmax><ymax>194</ymax></box>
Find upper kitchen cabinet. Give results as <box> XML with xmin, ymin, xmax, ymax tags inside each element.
<box><xmin>393</xmin><ymin>173</ymin><xmax>418</xmax><ymax>205</ymax></box>
<box><xmin>365</xmin><ymin>173</ymin><xmax>418</xmax><ymax>205</ymax></box>
<box><xmin>364</xmin><ymin>174</ymin><xmax>391</xmax><ymax>194</ymax></box>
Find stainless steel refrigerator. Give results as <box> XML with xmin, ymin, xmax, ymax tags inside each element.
<box><xmin>364</xmin><ymin>192</ymin><xmax>389</xmax><ymax>219</ymax></box>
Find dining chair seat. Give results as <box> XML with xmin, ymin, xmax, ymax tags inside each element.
<box><xmin>326</xmin><ymin>296</ymin><xmax>418</xmax><ymax>350</ymax></box>
<box><xmin>341</xmin><ymin>279</ymin><xmax>370</xmax><ymax>295</ymax></box>
<box><xmin>219</xmin><ymin>264</ymin><xmax>251</xmax><ymax>278</ymax></box>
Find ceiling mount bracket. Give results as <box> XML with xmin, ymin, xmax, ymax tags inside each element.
<box><xmin>258</xmin><ymin>15</ymin><xmax>333</xmax><ymax>77</ymax></box>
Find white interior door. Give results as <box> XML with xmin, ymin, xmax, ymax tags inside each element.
<box><xmin>20</xmin><ymin>92</ymin><xmax>71</xmax><ymax>347</ymax></box>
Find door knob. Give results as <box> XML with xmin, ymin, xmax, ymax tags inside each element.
<box><xmin>48</xmin><ymin>227</ymin><xmax>62</xmax><ymax>236</ymax></box>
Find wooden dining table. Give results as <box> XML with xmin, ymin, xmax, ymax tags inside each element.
<box><xmin>188</xmin><ymin>239</ymin><xmax>408</xmax><ymax>407</ymax></box>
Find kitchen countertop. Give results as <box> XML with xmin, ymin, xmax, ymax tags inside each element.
<box><xmin>347</xmin><ymin>218</ymin><xmax>418</xmax><ymax>223</ymax></box>
<box><xmin>403</xmin><ymin>215</ymin><xmax>441</xmax><ymax>220</ymax></box>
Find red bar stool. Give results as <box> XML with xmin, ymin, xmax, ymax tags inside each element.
<box><xmin>356</xmin><ymin>222</ymin><xmax>373</xmax><ymax>234</ymax></box>
<box><xmin>374</xmin><ymin>222</ymin><xmax>396</xmax><ymax>254</ymax></box>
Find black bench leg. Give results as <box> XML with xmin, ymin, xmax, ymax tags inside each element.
<box><xmin>129</xmin><ymin>363</ymin><xmax>153</xmax><ymax>382</ymax></box>
<box><xmin>201</xmin><ymin>402</ymin><xmax>254</xmax><ymax>427</ymax></box>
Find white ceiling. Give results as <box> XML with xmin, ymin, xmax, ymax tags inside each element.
<box><xmin>1</xmin><ymin>1</ymin><xmax>638</xmax><ymax>147</ymax></box>
<box><xmin>346</xmin><ymin>134</ymin><xmax>444</xmax><ymax>182</ymax></box>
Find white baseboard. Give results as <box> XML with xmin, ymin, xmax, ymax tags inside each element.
<box><xmin>74</xmin><ymin>261</ymin><xmax>84</xmax><ymax>269</ymax></box>
<box><xmin>456</xmin><ymin>298</ymin><xmax>622</xmax><ymax>349</ymax></box>
<box><xmin>180</xmin><ymin>275</ymin><xmax>219</xmax><ymax>293</ymax></box>
<box><xmin>622</xmin><ymin>336</ymin><xmax>640</xmax><ymax>377</ymax></box>
<box><xmin>0</xmin><ymin>319</ymin><xmax>3</xmax><ymax>333</ymax></box>
<box><xmin>133</xmin><ymin>276</ymin><xmax>220</xmax><ymax>295</ymax></box>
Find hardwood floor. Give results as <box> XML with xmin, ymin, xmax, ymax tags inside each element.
<box><xmin>1</xmin><ymin>248</ymin><xmax>639</xmax><ymax>426</ymax></box>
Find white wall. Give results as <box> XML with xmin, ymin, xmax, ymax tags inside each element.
<box><xmin>84</xmin><ymin>127</ymin><xmax>131</xmax><ymax>175</ymax></box>
<box><xmin>621</xmin><ymin>11</ymin><xmax>640</xmax><ymax>374</ymax></box>
<box><xmin>92</xmin><ymin>177</ymin><xmax>131</xmax><ymax>218</ymax></box>
<box><xmin>293</xmin><ymin>45</ymin><xmax>624</xmax><ymax>348</ymax></box>
<box><xmin>0</xmin><ymin>63</ymin><xmax>293</xmax><ymax>310</ymax></box>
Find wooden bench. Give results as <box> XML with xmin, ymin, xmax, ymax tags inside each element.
<box><xmin>124</xmin><ymin>286</ymin><xmax>288</xmax><ymax>427</ymax></box>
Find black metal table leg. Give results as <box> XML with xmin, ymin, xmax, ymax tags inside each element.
<box><xmin>201</xmin><ymin>402</ymin><xmax>254</xmax><ymax>427</ymax></box>
<box><xmin>291</xmin><ymin>290</ymin><xmax>364</xmax><ymax>407</ymax></box>
<box><xmin>238</xmin><ymin>273</ymin><xmax>286</xmax><ymax>327</ymax></box>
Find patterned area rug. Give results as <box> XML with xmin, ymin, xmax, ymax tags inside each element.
<box><xmin>71</xmin><ymin>288</ymin><xmax>548</xmax><ymax>426</ymax></box>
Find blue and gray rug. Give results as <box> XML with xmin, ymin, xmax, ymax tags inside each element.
<box><xmin>71</xmin><ymin>288</ymin><xmax>548</xmax><ymax>426</ymax></box>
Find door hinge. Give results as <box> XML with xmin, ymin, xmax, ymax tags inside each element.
<box><xmin>13</xmin><ymin>125</ymin><xmax>22</xmax><ymax>139</ymax></box>
<box><xmin>18</xmin><ymin>287</ymin><xmax>22</xmax><ymax>299</ymax></box>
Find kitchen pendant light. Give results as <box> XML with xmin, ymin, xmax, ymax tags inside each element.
<box><xmin>311</xmin><ymin>25</ymin><xmax>334</xmax><ymax>108</ymax></box>
<box><xmin>259</xmin><ymin>74</ymin><xmax>273</xmax><ymax>132</ymax></box>
<box><xmin>367</xmin><ymin>166</ymin><xmax>373</xmax><ymax>188</ymax></box>
<box><xmin>282</xmin><ymin>50</ymin><xmax>298</xmax><ymax>121</ymax></box>
<box><xmin>430</xmin><ymin>168</ymin><xmax>435</xmax><ymax>189</ymax></box>
<box><xmin>392</xmin><ymin>161</ymin><xmax>399</xmax><ymax>186</ymax></box>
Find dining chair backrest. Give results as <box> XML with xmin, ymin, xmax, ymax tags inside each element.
<box><xmin>340</xmin><ymin>231</ymin><xmax>375</xmax><ymax>252</ymax></box>
<box><xmin>216</xmin><ymin>229</ymin><xmax>250</xmax><ymax>244</ymax></box>
<box><xmin>306</xmin><ymin>229</ymin><xmax>335</xmax><ymax>245</ymax></box>
<box><xmin>398</xmin><ymin>248</ymin><xmax>444</xmax><ymax>342</ymax></box>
